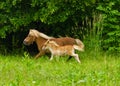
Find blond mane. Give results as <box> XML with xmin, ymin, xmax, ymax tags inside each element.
<box><xmin>29</xmin><ymin>29</ymin><xmax>54</xmax><ymax>39</ymax></box>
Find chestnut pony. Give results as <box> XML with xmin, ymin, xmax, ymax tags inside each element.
<box><xmin>23</xmin><ymin>29</ymin><xmax>84</xmax><ymax>59</ymax></box>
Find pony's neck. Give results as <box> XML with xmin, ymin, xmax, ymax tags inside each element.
<box><xmin>35</xmin><ymin>37</ymin><xmax>46</xmax><ymax>50</ymax></box>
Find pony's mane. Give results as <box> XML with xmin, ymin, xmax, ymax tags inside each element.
<box><xmin>29</xmin><ymin>29</ymin><xmax>54</xmax><ymax>39</ymax></box>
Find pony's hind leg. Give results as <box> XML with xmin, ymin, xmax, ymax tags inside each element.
<box><xmin>72</xmin><ymin>54</ymin><xmax>81</xmax><ymax>63</ymax></box>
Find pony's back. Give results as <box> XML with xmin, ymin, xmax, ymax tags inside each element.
<box><xmin>51</xmin><ymin>37</ymin><xmax>76</xmax><ymax>46</ymax></box>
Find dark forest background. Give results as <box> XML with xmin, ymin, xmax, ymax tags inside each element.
<box><xmin>0</xmin><ymin>0</ymin><xmax>120</xmax><ymax>56</ymax></box>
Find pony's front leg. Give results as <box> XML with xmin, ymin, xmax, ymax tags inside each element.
<box><xmin>35</xmin><ymin>51</ymin><xmax>45</xmax><ymax>59</ymax></box>
<box><xmin>50</xmin><ymin>54</ymin><xmax>54</xmax><ymax>61</ymax></box>
<box><xmin>73</xmin><ymin>54</ymin><xmax>81</xmax><ymax>63</ymax></box>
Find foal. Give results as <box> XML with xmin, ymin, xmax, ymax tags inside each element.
<box><xmin>42</xmin><ymin>40</ymin><xmax>84</xmax><ymax>63</ymax></box>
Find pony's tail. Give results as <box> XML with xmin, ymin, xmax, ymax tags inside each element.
<box><xmin>75</xmin><ymin>39</ymin><xmax>84</xmax><ymax>51</ymax></box>
<box><xmin>73</xmin><ymin>45</ymin><xmax>84</xmax><ymax>52</ymax></box>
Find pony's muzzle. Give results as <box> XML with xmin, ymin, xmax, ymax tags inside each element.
<box><xmin>23</xmin><ymin>41</ymin><xmax>28</xmax><ymax>45</ymax></box>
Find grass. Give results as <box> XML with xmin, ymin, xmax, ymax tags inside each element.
<box><xmin>0</xmin><ymin>52</ymin><xmax>119</xmax><ymax>86</ymax></box>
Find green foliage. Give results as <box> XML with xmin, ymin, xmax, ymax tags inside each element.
<box><xmin>97</xmin><ymin>1</ymin><xmax>120</xmax><ymax>53</ymax></box>
<box><xmin>0</xmin><ymin>0</ymin><xmax>120</xmax><ymax>54</ymax></box>
<box><xmin>0</xmin><ymin>0</ymin><xmax>96</xmax><ymax>37</ymax></box>
<box><xmin>32</xmin><ymin>0</ymin><xmax>96</xmax><ymax>24</ymax></box>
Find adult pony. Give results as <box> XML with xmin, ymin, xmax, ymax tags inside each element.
<box><xmin>23</xmin><ymin>29</ymin><xmax>84</xmax><ymax>59</ymax></box>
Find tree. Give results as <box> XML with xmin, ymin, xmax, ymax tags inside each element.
<box><xmin>97</xmin><ymin>0</ymin><xmax>120</xmax><ymax>53</ymax></box>
<box><xmin>0</xmin><ymin>0</ymin><xmax>120</xmax><ymax>54</ymax></box>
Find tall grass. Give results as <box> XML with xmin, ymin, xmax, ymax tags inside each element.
<box><xmin>0</xmin><ymin>53</ymin><xmax>119</xmax><ymax>86</ymax></box>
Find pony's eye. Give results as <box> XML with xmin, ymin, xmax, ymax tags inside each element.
<box><xmin>28</xmin><ymin>35</ymin><xmax>32</xmax><ymax>37</ymax></box>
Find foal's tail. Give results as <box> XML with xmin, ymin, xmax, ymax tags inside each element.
<box><xmin>75</xmin><ymin>39</ymin><xmax>84</xmax><ymax>51</ymax></box>
<box><xmin>73</xmin><ymin>45</ymin><xmax>84</xmax><ymax>52</ymax></box>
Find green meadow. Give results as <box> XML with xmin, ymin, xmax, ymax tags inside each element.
<box><xmin>0</xmin><ymin>53</ymin><xmax>119</xmax><ymax>86</ymax></box>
